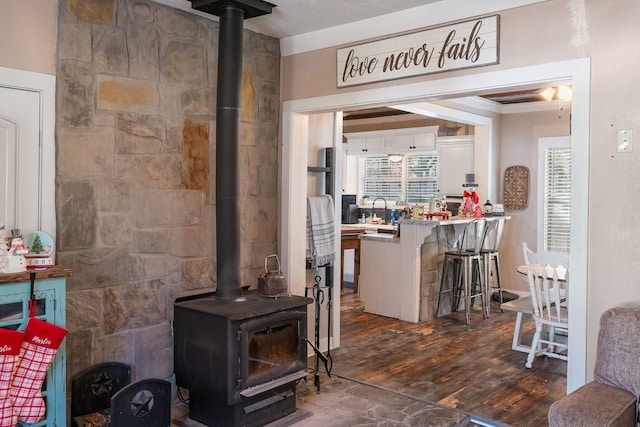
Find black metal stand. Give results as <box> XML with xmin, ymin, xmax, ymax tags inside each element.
<box><xmin>305</xmin><ymin>271</ymin><xmax>333</xmax><ymax>393</ymax></box>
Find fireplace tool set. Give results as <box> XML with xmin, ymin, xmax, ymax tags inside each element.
<box><xmin>305</xmin><ymin>271</ymin><xmax>334</xmax><ymax>392</ymax></box>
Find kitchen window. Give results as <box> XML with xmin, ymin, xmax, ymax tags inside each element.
<box><xmin>359</xmin><ymin>153</ymin><xmax>438</xmax><ymax>204</ymax></box>
<box><xmin>538</xmin><ymin>137</ymin><xmax>571</xmax><ymax>255</ymax></box>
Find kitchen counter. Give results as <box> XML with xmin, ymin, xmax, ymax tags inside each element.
<box><xmin>356</xmin><ymin>216</ymin><xmax>510</xmax><ymax>323</ymax></box>
<box><xmin>341</xmin><ymin>223</ymin><xmax>396</xmax><ymax>232</ymax></box>
<box><xmin>400</xmin><ymin>216</ymin><xmax>507</xmax><ymax>226</ymax></box>
<box><xmin>358</xmin><ymin>234</ymin><xmax>403</xmax><ymax>319</ymax></box>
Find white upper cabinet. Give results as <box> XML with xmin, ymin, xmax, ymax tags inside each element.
<box><xmin>345</xmin><ymin>126</ymin><xmax>438</xmax><ymax>156</ymax></box>
<box><xmin>391</xmin><ymin>131</ymin><xmax>436</xmax><ymax>152</ymax></box>
<box><xmin>436</xmin><ymin>136</ymin><xmax>475</xmax><ymax>195</ymax></box>
<box><xmin>346</xmin><ymin>136</ymin><xmax>386</xmax><ymax>155</ymax></box>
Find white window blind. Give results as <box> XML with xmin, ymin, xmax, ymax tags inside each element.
<box><xmin>361</xmin><ymin>153</ymin><xmax>438</xmax><ymax>203</ymax></box>
<box><xmin>361</xmin><ymin>157</ymin><xmax>402</xmax><ymax>201</ymax></box>
<box><xmin>406</xmin><ymin>153</ymin><xmax>438</xmax><ymax>203</ymax></box>
<box><xmin>543</xmin><ymin>146</ymin><xmax>571</xmax><ymax>253</ymax></box>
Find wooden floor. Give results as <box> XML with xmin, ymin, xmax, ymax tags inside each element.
<box><xmin>329</xmin><ymin>290</ymin><xmax>567</xmax><ymax>427</ymax></box>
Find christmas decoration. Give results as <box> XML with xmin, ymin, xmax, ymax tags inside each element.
<box><xmin>0</xmin><ymin>328</ymin><xmax>24</xmax><ymax>427</ymax></box>
<box><xmin>2</xmin><ymin>232</ymin><xmax>27</xmax><ymax>273</ymax></box>
<box><xmin>458</xmin><ymin>174</ymin><xmax>484</xmax><ymax>218</ymax></box>
<box><xmin>10</xmin><ymin>318</ymin><xmax>67</xmax><ymax>424</ymax></box>
<box><xmin>30</xmin><ymin>235</ymin><xmax>43</xmax><ymax>254</ymax></box>
<box><xmin>24</xmin><ymin>231</ymin><xmax>55</xmax><ymax>270</ymax></box>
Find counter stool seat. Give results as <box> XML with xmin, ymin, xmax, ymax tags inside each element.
<box><xmin>481</xmin><ymin>217</ymin><xmax>506</xmax><ymax>317</ymax></box>
<box><xmin>436</xmin><ymin>218</ymin><xmax>488</xmax><ymax>325</ymax></box>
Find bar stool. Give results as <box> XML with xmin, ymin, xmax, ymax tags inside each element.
<box><xmin>436</xmin><ymin>218</ymin><xmax>488</xmax><ymax>324</ymax></box>
<box><xmin>481</xmin><ymin>217</ymin><xmax>506</xmax><ymax>317</ymax></box>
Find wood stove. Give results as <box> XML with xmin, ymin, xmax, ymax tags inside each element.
<box><xmin>173</xmin><ymin>2</ymin><xmax>312</xmax><ymax>425</ymax></box>
<box><xmin>174</xmin><ymin>293</ymin><xmax>311</xmax><ymax>426</ymax></box>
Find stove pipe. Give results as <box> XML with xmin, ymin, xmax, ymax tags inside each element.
<box><xmin>215</xmin><ymin>4</ymin><xmax>243</xmax><ymax>299</ymax></box>
<box><xmin>189</xmin><ymin>0</ymin><xmax>274</xmax><ymax>299</ymax></box>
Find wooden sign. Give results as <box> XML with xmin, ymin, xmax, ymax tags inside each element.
<box><xmin>337</xmin><ymin>15</ymin><xmax>499</xmax><ymax>88</ymax></box>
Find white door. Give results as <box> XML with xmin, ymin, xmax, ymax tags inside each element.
<box><xmin>0</xmin><ymin>67</ymin><xmax>56</xmax><ymax>241</ymax></box>
<box><xmin>0</xmin><ymin>86</ymin><xmax>41</xmax><ymax>234</ymax></box>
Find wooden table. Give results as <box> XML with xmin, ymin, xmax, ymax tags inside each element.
<box><xmin>341</xmin><ymin>227</ymin><xmax>361</xmax><ymax>293</ymax></box>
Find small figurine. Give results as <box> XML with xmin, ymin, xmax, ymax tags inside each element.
<box><xmin>2</xmin><ymin>229</ymin><xmax>29</xmax><ymax>273</ymax></box>
<box><xmin>10</xmin><ymin>237</ymin><xmax>28</xmax><ymax>255</ymax></box>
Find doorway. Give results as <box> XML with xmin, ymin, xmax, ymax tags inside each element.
<box><xmin>281</xmin><ymin>58</ymin><xmax>590</xmax><ymax>392</ymax></box>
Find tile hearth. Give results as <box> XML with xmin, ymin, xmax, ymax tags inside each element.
<box><xmin>170</xmin><ymin>373</ymin><xmax>484</xmax><ymax>427</ymax></box>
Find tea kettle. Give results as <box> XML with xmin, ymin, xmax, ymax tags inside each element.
<box><xmin>258</xmin><ymin>254</ymin><xmax>288</xmax><ymax>296</ymax></box>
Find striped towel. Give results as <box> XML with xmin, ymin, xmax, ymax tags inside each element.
<box><xmin>306</xmin><ymin>195</ymin><xmax>336</xmax><ymax>268</ymax></box>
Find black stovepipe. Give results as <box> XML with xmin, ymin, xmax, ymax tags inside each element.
<box><xmin>215</xmin><ymin>3</ymin><xmax>243</xmax><ymax>300</ymax></box>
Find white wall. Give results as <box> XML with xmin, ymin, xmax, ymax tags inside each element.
<box><xmin>500</xmin><ymin>109</ymin><xmax>571</xmax><ymax>293</ymax></box>
<box><xmin>306</xmin><ymin>112</ymin><xmax>342</xmax><ymax>350</ymax></box>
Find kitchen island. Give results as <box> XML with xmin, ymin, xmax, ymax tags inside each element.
<box><xmin>358</xmin><ymin>217</ymin><xmax>508</xmax><ymax>323</ymax></box>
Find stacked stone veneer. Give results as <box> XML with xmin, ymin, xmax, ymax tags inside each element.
<box><xmin>56</xmin><ymin>0</ymin><xmax>280</xmax><ymax>381</ymax></box>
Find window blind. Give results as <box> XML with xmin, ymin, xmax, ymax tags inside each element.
<box><xmin>361</xmin><ymin>157</ymin><xmax>402</xmax><ymax>201</ymax></box>
<box><xmin>405</xmin><ymin>153</ymin><xmax>438</xmax><ymax>203</ymax></box>
<box><xmin>543</xmin><ymin>147</ymin><xmax>571</xmax><ymax>253</ymax></box>
<box><xmin>361</xmin><ymin>153</ymin><xmax>438</xmax><ymax>203</ymax></box>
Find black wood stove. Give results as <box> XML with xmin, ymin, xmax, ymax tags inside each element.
<box><xmin>174</xmin><ymin>1</ymin><xmax>311</xmax><ymax>426</ymax></box>
<box><xmin>174</xmin><ymin>293</ymin><xmax>310</xmax><ymax>426</ymax></box>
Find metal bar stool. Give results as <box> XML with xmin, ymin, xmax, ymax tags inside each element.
<box><xmin>481</xmin><ymin>217</ymin><xmax>506</xmax><ymax>317</ymax></box>
<box><xmin>436</xmin><ymin>218</ymin><xmax>488</xmax><ymax>324</ymax></box>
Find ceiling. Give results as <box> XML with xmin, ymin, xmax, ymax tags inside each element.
<box><xmin>243</xmin><ymin>0</ymin><xmax>443</xmax><ymax>39</ymax></box>
<box><xmin>156</xmin><ymin>0</ymin><xmax>443</xmax><ymax>39</ymax></box>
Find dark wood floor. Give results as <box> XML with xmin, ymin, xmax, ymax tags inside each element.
<box><xmin>329</xmin><ymin>290</ymin><xmax>567</xmax><ymax>427</ymax></box>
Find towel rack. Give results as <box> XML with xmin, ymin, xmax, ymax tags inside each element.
<box><xmin>306</xmin><ymin>147</ymin><xmax>334</xmax><ymax>392</ymax></box>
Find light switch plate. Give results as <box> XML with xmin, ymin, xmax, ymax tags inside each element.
<box><xmin>618</xmin><ymin>129</ymin><xmax>633</xmax><ymax>152</ymax></box>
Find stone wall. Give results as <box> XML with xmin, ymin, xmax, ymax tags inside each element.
<box><xmin>56</xmin><ymin>0</ymin><xmax>280</xmax><ymax>381</ymax></box>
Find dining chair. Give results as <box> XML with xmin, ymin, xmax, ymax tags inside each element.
<box><xmin>522</xmin><ymin>242</ymin><xmax>569</xmax><ymax>368</ymax></box>
<box><xmin>436</xmin><ymin>218</ymin><xmax>488</xmax><ymax>324</ymax></box>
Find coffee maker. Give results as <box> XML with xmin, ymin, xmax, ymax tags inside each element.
<box><xmin>341</xmin><ymin>194</ymin><xmax>359</xmax><ymax>224</ymax></box>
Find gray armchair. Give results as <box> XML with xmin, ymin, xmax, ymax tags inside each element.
<box><xmin>548</xmin><ymin>307</ymin><xmax>640</xmax><ymax>426</ymax></box>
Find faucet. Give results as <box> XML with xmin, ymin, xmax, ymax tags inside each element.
<box><xmin>371</xmin><ymin>197</ymin><xmax>388</xmax><ymax>224</ymax></box>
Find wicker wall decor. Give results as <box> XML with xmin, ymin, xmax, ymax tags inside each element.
<box><xmin>503</xmin><ymin>165</ymin><xmax>530</xmax><ymax>210</ymax></box>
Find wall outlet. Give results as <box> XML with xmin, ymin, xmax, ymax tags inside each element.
<box><xmin>617</xmin><ymin>129</ymin><xmax>633</xmax><ymax>152</ymax></box>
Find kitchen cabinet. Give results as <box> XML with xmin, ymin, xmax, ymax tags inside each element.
<box><xmin>437</xmin><ymin>136</ymin><xmax>474</xmax><ymax>194</ymax></box>
<box><xmin>390</xmin><ymin>129</ymin><xmax>437</xmax><ymax>153</ymax></box>
<box><xmin>345</xmin><ymin>126</ymin><xmax>438</xmax><ymax>156</ymax></box>
<box><xmin>346</xmin><ymin>136</ymin><xmax>385</xmax><ymax>155</ymax></box>
<box><xmin>0</xmin><ymin>267</ymin><xmax>69</xmax><ymax>427</ymax></box>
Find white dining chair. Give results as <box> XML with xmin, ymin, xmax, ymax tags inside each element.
<box><xmin>522</xmin><ymin>242</ymin><xmax>569</xmax><ymax>368</ymax></box>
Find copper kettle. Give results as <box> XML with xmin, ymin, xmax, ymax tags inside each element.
<box><xmin>258</xmin><ymin>254</ymin><xmax>288</xmax><ymax>296</ymax></box>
